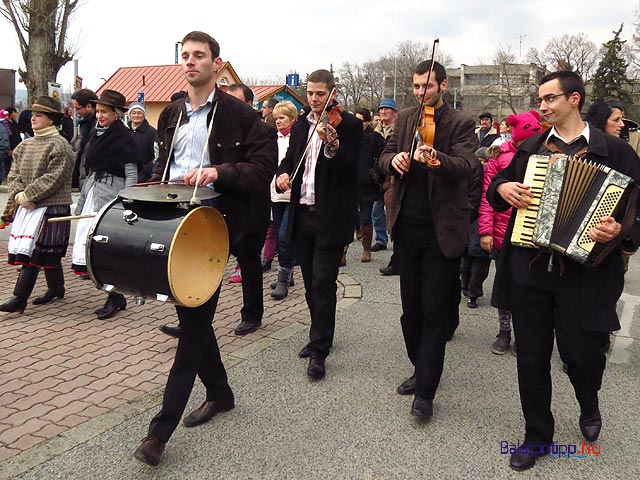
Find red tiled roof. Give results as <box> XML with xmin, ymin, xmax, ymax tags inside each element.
<box><xmin>96</xmin><ymin>62</ymin><xmax>235</xmax><ymax>103</ymax></box>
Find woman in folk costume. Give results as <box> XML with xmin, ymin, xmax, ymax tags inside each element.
<box><xmin>0</xmin><ymin>96</ymin><xmax>74</xmax><ymax>314</ymax></box>
<box><xmin>71</xmin><ymin>89</ymin><xmax>139</xmax><ymax>320</ymax></box>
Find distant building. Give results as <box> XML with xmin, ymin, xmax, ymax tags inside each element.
<box><xmin>251</xmin><ymin>85</ymin><xmax>305</xmax><ymax>113</ymax></box>
<box><xmin>446</xmin><ymin>63</ymin><xmax>547</xmax><ymax>120</ymax></box>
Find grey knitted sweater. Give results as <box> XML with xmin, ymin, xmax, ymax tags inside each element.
<box><xmin>8</xmin><ymin>131</ymin><xmax>74</xmax><ymax>208</ymax></box>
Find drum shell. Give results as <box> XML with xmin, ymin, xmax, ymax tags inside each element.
<box><xmin>87</xmin><ymin>198</ymin><xmax>228</xmax><ymax>307</ymax></box>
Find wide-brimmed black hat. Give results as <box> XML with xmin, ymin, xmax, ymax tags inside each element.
<box><xmin>91</xmin><ymin>89</ymin><xmax>127</xmax><ymax>113</ymax></box>
<box><xmin>29</xmin><ymin>96</ymin><xmax>62</xmax><ymax>114</ymax></box>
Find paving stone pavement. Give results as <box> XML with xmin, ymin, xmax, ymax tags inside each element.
<box><xmin>0</xmin><ymin>238</ymin><xmax>355</xmax><ymax>468</ymax></box>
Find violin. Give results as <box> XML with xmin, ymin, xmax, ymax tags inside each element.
<box><xmin>321</xmin><ymin>100</ymin><xmax>343</xmax><ymax>129</ymax></box>
<box><xmin>415</xmin><ymin>105</ymin><xmax>440</xmax><ymax>169</ymax></box>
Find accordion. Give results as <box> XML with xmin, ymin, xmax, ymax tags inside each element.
<box><xmin>510</xmin><ymin>154</ymin><xmax>638</xmax><ymax>267</ymax></box>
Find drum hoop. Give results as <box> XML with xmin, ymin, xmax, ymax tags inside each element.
<box><xmin>167</xmin><ymin>205</ymin><xmax>229</xmax><ymax>307</ymax></box>
<box><xmin>86</xmin><ymin>197</ymin><xmax>120</xmax><ymax>289</ymax></box>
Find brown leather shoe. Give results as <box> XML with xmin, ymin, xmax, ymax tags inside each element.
<box><xmin>134</xmin><ymin>436</ymin><xmax>166</xmax><ymax>466</ymax></box>
<box><xmin>183</xmin><ymin>398</ymin><xmax>235</xmax><ymax>428</ymax></box>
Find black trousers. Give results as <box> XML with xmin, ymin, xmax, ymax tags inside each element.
<box><xmin>460</xmin><ymin>254</ymin><xmax>491</xmax><ymax>298</ymax></box>
<box><xmin>509</xmin><ymin>250</ymin><xmax>608</xmax><ymax>445</ymax></box>
<box><xmin>396</xmin><ymin>220</ymin><xmax>460</xmax><ymax>399</ymax></box>
<box><xmin>447</xmin><ymin>257</ymin><xmax>463</xmax><ymax>337</ymax></box>
<box><xmin>294</xmin><ymin>206</ymin><xmax>344</xmax><ymax>358</ymax></box>
<box><xmin>148</xmin><ymin>290</ymin><xmax>233</xmax><ymax>442</ymax></box>
<box><xmin>232</xmin><ymin>231</ymin><xmax>266</xmax><ymax>324</ymax></box>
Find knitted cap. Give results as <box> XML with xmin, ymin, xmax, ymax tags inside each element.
<box><xmin>127</xmin><ymin>102</ymin><xmax>146</xmax><ymax>115</ymax></box>
<box><xmin>508</xmin><ymin>110</ymin><xmax>542</xmax><ymax>142</ymax></box>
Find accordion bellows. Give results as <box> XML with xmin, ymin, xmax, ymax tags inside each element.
<box><xmin>511</xmin><ymin>154</ymin><xmax>638</xmax><ymax>267</ymax></box>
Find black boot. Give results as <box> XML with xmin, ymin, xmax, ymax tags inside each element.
<box><xmin>0</xmin><ymin>266</ymin><xmax>39</xmax><ymax>314</ymax></box>
<box><xmin>33</xmin><ymin>268</ymin><xmax>65</xmax><ymax>305</ymax></box>
<box><xmin>96</xmin><ymin>293</ymin><xmax>127</xmax><ymax>320</ymax></box>
<box><xmin>270</xmin><ymin>270</ymin><xmax>294</xmax><ymax>289</ymax></box>
<box><xmin>271</xmin><ymin>268</ymin><xmax>291</xmax><ymax>300</ymax></box>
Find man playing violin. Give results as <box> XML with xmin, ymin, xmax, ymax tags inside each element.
<box><xmin>276</xmin><ymin>69</ymin><xmax>362</xmax><ymax>381</ymax></box>
<box><xmin>379</xmin><ymin>60</ymin><xmax>477</xmax><ymax>422</ymax></box>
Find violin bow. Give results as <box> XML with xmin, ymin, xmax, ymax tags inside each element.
<box><xmin>290</xmin><ymin>87</ymin><xmax>337</xmax><ymax>184</ymax></box>
<box><xmin>409</xmin><ymin>38</ymin><xmax>440</xmax><ymax>162</ymax></box>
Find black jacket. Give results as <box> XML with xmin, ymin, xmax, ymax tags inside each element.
<box><xmin>487</xmin><ymin>125</ymin><xmax>640</xmax><ymax>331</ymax></box>
<box><xmin>152</xmin><ymin>90</ymin><xmax>277</xmax><ymax>243</ymax></box>
<box><xmin>277</xmin><ymin>106</ymin><xmax>362</xmax><ymax>248</ymax></box>
<box><xmin>358</xmin><ymin>125</ymin><xmax>385</xmax><ymax>202</ymax></box>
<box><xmin>128</xmin><ymin>119</ymin><xmax>157</xmax><ymax>183</ymax></box>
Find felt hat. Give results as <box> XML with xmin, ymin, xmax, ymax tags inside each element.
<box><xmin>29</xmin><ymin>96</ymin><xmax>62</xmax><ymax>114</ymax></box>
<box><xmin>91</xmin><ymin>89</ymin><xmax>127</xmax><ymax>113</ymax></box>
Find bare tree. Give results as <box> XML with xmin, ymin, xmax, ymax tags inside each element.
<box><xmin>1</xmin><ymin>0</ymin><xmax>80</xmax><ymax>103</ymax></box>
<box><xmin>337</xmin><ymin>61</ymin><xmax>368</xmax><ymax>110</ymax></box>
<box><xmin>526</xmin><ymin>32</ymin><xmax>599</xmax><ymax>82</ymax></box>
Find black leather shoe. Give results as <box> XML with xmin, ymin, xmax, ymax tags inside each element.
<box><xmin>307</xmin><ymin>356</ymin><xmax>326</xmax><ymax>381</ymax></box>
<box><xmin>370</xmin><ymin>243</ymin><xmax>387</xmax><ymax>252</ymax></box>
<box><xmin>579</xmin><ymin>411</ymin><xmax>602</xmax><ymax>442</ymax></box>
<box><xmin>410</xmin><ymin>396</ymin><xmax>433</xmax><ymax>423</ymax></box>
<box><xmin>298</xmin><ymin>345</ymin><xmax>312</xmax><ymax>358</ymax></box>
<box><xmin>134</xmin><ymin>436</ymin><xmax>166</xmax><ymax>466</ymax></box>
<box><xmin>234</xmin><ymin>320</ymin><xmax>261</xmax><ymax>336</ymax></box>
<box><xmin>96</xmin><ymin>294</ymin><xmax>126</xmax><ymax>320</ymax></box>
<box><xmin>183</xmin><ymin>397</ymin><xmax>235</xmax><ymax>427</ymax></box>
<box><xmin>32</xmin><ymin>289</ymin><xmax>65</xmax><ymax>305</ymax></box>
<box><xmin>261</xmin><ymin>259</ymin><xmax>272</xmax><ymax>272</ymax></box>
<box><xmin>397</xmin><ymin>375</ymin><xmax>416</xmax><ymax>395</ymax></box>
<box><xmin>467</xmin><ymin>297</ymin><xmax>478</xmax><ymax>308</ymax></box>
<box><xmin>159</xmin><ymin>324</ymin><xmax>181</xmax><ymax>339</ymax></box>
<box><xmin>379</xmin><ymin>264</ymin><xmax>399</xmax><ymax>276</ymax></box>
<box><xmin>0</xmin><ymin>296</ymin><xmax>27</xmax><ymax>314</ymax></box>
<box><xmin>509</xmin><ymin>450</ymin><xmax>538</xmax><ymax>471</ymax></box>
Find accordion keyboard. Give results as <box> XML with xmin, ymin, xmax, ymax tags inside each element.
<box><xmin>511</xmin><ymin>155</ymin><xmax>550</xmax><ymax>248</ymax></box>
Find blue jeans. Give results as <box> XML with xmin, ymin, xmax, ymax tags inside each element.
<box><xmin>371</xmin><ymin>199</ymin><xmax>388</xmax><ymax>247</ymax></box>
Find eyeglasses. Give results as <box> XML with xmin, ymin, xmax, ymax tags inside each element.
<box><xmin>534</xmin><ymin>93</ymin><xmax>567</xmax><ymax>107</ymax></box>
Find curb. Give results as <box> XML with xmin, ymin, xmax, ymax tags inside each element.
<box><xmin>0</xmin><ymin>274</ymin><xmax>362</xmax><ymax>478</ymax></box>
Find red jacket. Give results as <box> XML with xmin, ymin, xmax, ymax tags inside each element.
<box><xmin>478</xmin><ymin>141</ymin><xmax>516</xmax><ymax>250</ymax></box>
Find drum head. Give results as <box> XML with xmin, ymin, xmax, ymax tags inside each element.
<box><xmin>118</xmin><ymin>184</ymin><xmax>219</xmax><ymax>203</ymax></box>
<box><xmin>168</xmin><ymin>206</ymin><xmax>229</xmax><ymax>307</ymax></box>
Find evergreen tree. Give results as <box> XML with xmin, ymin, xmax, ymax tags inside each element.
<box><xmin>592</xmin><ymin>24</ymin><xmax>633</xmax><ymax>105</ymax></box>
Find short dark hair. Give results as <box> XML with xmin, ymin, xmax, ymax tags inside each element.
<box><xmin>414</xmin><ymin>60</ymin><xmax>447</xmax><ymax>85</ymax></box>
<box><xmin>182</xmin><ymin>31</ymin><xmax>220</xmax><ymax>59</ymax></box>
<box><xmin>539</xmin><ymin>70</ymin><xmax>586</xmax><ymax>111</ymax></box>
<box><xmin>227</xmin><ymin>83</ymin><xmax>254</xmax><ymax>104</ymax></box>
<box><xmin>307</xmin><ymin>69</ymin><xmax>336</xmax><ymax>91</ymax></box>
<box><xmin>5</xmin><ymin>107</ymin><xmax>16</xmax><ymax>114</ymax></box>
<box><xmin>71</xmin><ymin>89</ymin><xmax>98</xmax><ymax>107</ymax></box>
<box><xmin>264</xmin><ymin>97</ymin><xmax>279</xmax><ymax>109</ymax></box>
<box><xmin>355</xmin><ymin>108</ymin><xmax>371</xmax><ymax>122</ymax></box>
<box><xmin>170</xmin><ymin>91</ymin><xmax>188</xmax><ymax>102</ymax></box>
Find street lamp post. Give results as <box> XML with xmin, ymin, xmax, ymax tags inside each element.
<box><xmin>393</xmin><ymin>57</ymin><xmax>397</xmax><ymax>101</ymax></box>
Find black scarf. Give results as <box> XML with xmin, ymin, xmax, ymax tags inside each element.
<box><xmin>85</xmin><ymin>119</ymin><xmax>137</xmax><ymax>177</ymax></box>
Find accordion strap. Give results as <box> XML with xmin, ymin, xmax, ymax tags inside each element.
<box><xmin>544</xmin><ymin>139</ymin><xmax>588</xmax><ymax>158</ymax></box>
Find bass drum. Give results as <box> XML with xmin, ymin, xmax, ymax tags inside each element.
<box><xmin>86</xmin><ymin>197</ymin><xmax>229</xmax><ymax>307</ymax></box>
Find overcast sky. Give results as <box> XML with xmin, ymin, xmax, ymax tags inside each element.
<box><xmin>1</xmin><ymin>0</ymin><xmax>639</xmax><ymax>93</ymax></box>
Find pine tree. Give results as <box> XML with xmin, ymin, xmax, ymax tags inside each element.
<box><xmin>591</xmin><ymin>24</ymin><xmax>633</xmax><ymax>105</ymax></box>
